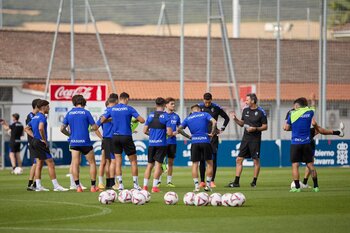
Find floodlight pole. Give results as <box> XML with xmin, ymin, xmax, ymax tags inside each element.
<box><xmin>70</xmin><ymin>0</ymin><xmax>75</xmax><ymax>84</ymax></box>
<box><xmin>179</xmin><ymin>0</ymin><xmax>185</xmax><ymax>120</ymax></box>
<box><xmin>276</xmin><ymin>0</ymin><xmax>282</xmax><ymax>167</ymax></box>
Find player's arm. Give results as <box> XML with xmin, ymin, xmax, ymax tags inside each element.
<box><xmin>143</xmin><ymin>125</ymin><xmax>149</xmax><ymax>136</ymax></box>
<box><xmin>166</xmin><ymin>127</ymin><xmax>173</xmax><ymax>137</ymax></box>
<box><xmin>136</xmin><ymin>116</ymin><xmax>145</xmax><ymax>124</ymax></box>
<box><xmin>60</xmin><ymin>124</ymin><xmax>71</xmax><ymax>137</ymax></box>
<box><xmin>229</xmin><ymin>111</ymin><xmax>244</xmax><ymax>127</ymax></box>
<box><xmin>283</xmin><ymin>122</ymin><xmax>291</xmax><ymax>131</ymax></box>
<box><xmin>177</xmin><ymin>125</ymin><xmax>191</xmax><ymax>140</ymax></box>
<box><xmin>219</xmin><ymin>108</ymin><xmax>230</xmax><ymax>132</ymax></box>
<box><xmin>208</xmin><ymin>118</ymin><xmax>217</xmax><ymax>137</ymax></box>
<box><xmin>38</xmin><ymin>122</ymin><xmax>48</xmax><ymax>146</ymax></box>
<box><xmin>24</xmin><ymin>125</ymin><xmax>34</xmax><ymax>138</ymax></box>
<box><xmin>0</xmin><ymin>120</ymin><xmax>10</xmax><ymax>131</ymax></box>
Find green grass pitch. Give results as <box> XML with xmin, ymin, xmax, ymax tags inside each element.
<box><xmin>0</xmin><ymin>166</ymin><xmax>349</xmax><ymax>233</ymax></box>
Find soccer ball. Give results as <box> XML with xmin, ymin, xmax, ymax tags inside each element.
<box><xmin>118</xmin><ymin>189</ymin><xmax>132</xmax><ymax>203</ymax></box>
<box><xmin>106</xmin><ymin>190</ymin><xmax>117</xmax><ymax>202</ymax></box>
<box><xmin>221</xmin><ymin>193</ymin><xmax>235</xmax><ymax>207</ymax></box>
<box><xmin>183</xmin><ymin>192</ymin><xmax>195</xmax><ymax>206</ymax></box>
<box><xmin>14</xmin><ymin>167</ymin><xmax>23</xmax><ymax>175</ymax></box>
<box><xmin>140</xmin><ymin>190</ymin><xmax>151</xmax><ymax>203</ymax></box>
<box><xmin>164</xmin><ymin>191</ymin><xmax>178</xmax><ymax>205</ymax></box>
<box><xmin>98</xmin><ymin>191</ymin><xmax>112</xmax><ymax>205</ymax></box>
<box><xmin>129</xmin><ymin>188</ymin><xmax>139</xmax><ymax>197</ymax></box>
<box><xmin>209</xmin><ymin>193</ymin><xmax>222</xmax><ymax>206</ymax></box>
<box><xmin>132</xmin><ymin>191</ymin><xmax>147</xmax><ymax>205</ymax></box>
<box><xmin>194</xmin><ymin>192</ymin><xmax>209</xmax><ymax>206</ymax></box>
<box><xmin>290</xmin><ymin>181</ymin><xmax>307</xmax><ymax>189</ymax></box>
<box><xmin>233</xmin><ymin>192</ymin><xmax>246</xmax><ymax>206</ymax></box>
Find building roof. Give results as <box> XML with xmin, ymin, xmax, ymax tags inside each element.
<box><xmin>23</xmin><ymin>80</ymin><xmax>350</xmax><ymax>101</ymax></box>
<box><xmin>1</xmin><ymin>30</ymin><xmax>350</xmax><ymax>84</ymax></box>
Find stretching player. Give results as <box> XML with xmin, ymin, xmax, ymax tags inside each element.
<box><xmin>60</xmin><ymin>95</ymin><xmax>100</xmax><ymax>192</ymax></box>
<box><xmin>25</xmin><ymin>100</ymin><xmax>68</xmax><ymax>192</ymax></box>
<box><xmin>100</xmin><ymin>92</ymin><xmax>145</xmax><ymax>190</ymax></box>
<box><xmin>143</xmin><ymin>97</ymin><xmax>173</xmax><ymax>193</ymax></box>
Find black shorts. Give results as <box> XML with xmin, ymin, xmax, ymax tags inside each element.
<box><xmin>9</xmin><ymin>141</ymin><xmax>21</xmax><ymax>153</ymax></box>
<box><xmin>31</xmin><ymin>139</ymin><xmax>52</xmax><ymax>160</ymax></box>
<box><xmin>191</xmin><ymin>143</ymin><xmax>213</xmax><ymax>162</ymax></box>
<box><xmin>290</xmin><ymin>144</ymin><xmax>313</xmax><ymax>163</ymax></box>
<box><xmin>167</xmin><ymin>144</ymin><xmax>177</xmax><ymax>158</ymax></box>
<box><xmin>210</xmin><ymin>135</ymin><xmax>219</xmax><ymax>154</ymax></box>
<box><xmin>28</xmin><ymin>142</ymin><xmax>37</xmax><ymax>164</ymax></box>
<box><xmin>148</xmin><ymin>146</ymin><xmax>167</xmax><ymax>163</ymax></box>
<box><xmin>70</xmin><ymin>146</ymin><xmax>93</xmax><ymax>155</ymax></box>
<box><xmin>112</xmin><ymin>135</ymin><xmax>136</xmax><ymax>156</ymax></box>
<box><xmin>102</xmin><ymin>137</ymin><xmax>113</xmax><ymax>159</ymax></box>
<box><xmin>238</xmin><ymin>140</ymin><xmax>261</xmax><ymax>159</ymax></box>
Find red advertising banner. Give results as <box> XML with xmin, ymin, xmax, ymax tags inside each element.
<box><xmin>50</xmin><ymin>84</ymin><xmax>107</xmax><ymax>101</ymax></box>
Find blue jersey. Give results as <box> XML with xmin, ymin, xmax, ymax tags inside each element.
<box><xmin>181</xmin><ymin>112</ymin><xmax>213</xmax><ymax>144</ymax></box>
<box><xmin>97</xmin><ymin>107</ymin><xmax>113</xmax><ymax>138</ymax></box>
<box><xmin>63</xmin><ymin>107</ymin><xmax>95</xmax><ymax>146</ymax></box>
<box><xmin>164</xmin><ymin>112</ymin><xmax>181</xmax><ymax>145</ymax></box>
<box><xmin>103</xmin><ymin>103</ymin><xmax>140</xmax><ymax>136</ymax></box>
<box><xmin>145</xmin><ymin>111</ymin><xmax>171</xmax><ymax>146</ymax></box>
<box><xmin>287</xmin><ymin>107</ymin><xmax>314</xmax><ymax>145</ymax></box>
<box><xmin>28</xmin><ymin>112</ymin><xmax>47</xmax><ymax>140</ymax></box>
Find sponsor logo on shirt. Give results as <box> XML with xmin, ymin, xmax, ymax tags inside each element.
<box><xmin>188</xmin><ymin>113</ymin><xmax>205</xmax><ymax>120</ymax></box>
<box><xmin>69</xmin><ymin>111</ymin><xmax>86</xmax><ymax>115</ymax></box>
<box><xmin>71</xmin><ymin>139</ymin><xmax>86</xmax><ymax>143</ymax></box>
<box><xmin>192</xmin><ymin>136</ymin><xmax>208</xmax><ymax>141</ymax></box>
<box><xmin>149</xmin><ymin>139</ymin><xmax>163</xmax><ymax>143</ymax></box>
<box><xmin>112</xmin><ymin>107</ymin><xmax>128</xmax><ymax>111</ymax></box>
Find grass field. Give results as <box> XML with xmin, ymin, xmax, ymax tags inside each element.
<box><xmin>0</xmin><ymin>166</ymin><xmax>350</xmax><ymax>233</ymax></box>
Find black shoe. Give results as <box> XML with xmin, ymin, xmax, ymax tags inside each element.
<box><xmin>204</xmin><ymin>186</ymin><xmax>212</xmax><ymax>192</ymax></box>
<box><xmin>250</xmin><ymin>182</ymin><xmax>256</xmax><ymax>188</ymax></box>
<box><xmin>27</xmin><ymin>186</ymin><xmax>35</xmax><ymax>191</ymax></box>
<box><xmin>227</xmin><ymin>182</ymin><xmax>240</xmax><ymax>188</ymax></box>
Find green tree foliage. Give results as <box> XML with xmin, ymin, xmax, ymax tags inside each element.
<box><xmin>329</xmin><ymin>0</ymin><xmax>350</xmax><ymax>26</ymax></box>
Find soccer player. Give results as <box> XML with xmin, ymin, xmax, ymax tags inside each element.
<box><xmin>227</xmin><ymin>93</ymin><xmax>267</xmax><ymax>188</ymax></box>
<box><xmin>25</xmin><ymin>98</ymin><xmax>40</xmax><ymax>191</ymax></box>
<box><xmin>1</xmin><ymin>113</ymin><xmax>24</xmax><ymax>173</ymax></box>
<box><xmin>158</xmin><ymin>97</ymin><xmax>181</xmax><ymax>188</ymax></box>
<box><xmin>143</xmin><ymin>97</ymin><xmax>173</xmax><ymax>193</ymax></box>
<box><xmin>198</xmin><ymin>93</ymin><xmax>230</xmax><ymax>188</ymax></box>
<box><xmin>100</xmin><ymin>92</ymin><xmax>145</xmax><ymax>191</ymax></box>
<box><xmin>96</xmin><ymin>96</ymin><xmax>118</xmax><ymax>189</ymax></box>
<box><xmin>178</xmin><ymin>104</ymin><xmax>217</xmax><ymax>192</ymax></box>
<box><xmin>284</xmin><ymin>97</ymin><xmax>320</xmax><ymax>192</ymax></box>
<box><xmin>24</xmin><ymin>100</ymin><xmax>68</xmax><ymax>191</ymax></box>
<box><xmin>60</xmin><ymin>95</ymin><xmax>100</xmax><ymax>192</ymax></box>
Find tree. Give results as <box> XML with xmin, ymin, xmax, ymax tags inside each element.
<box><xmin>329</xmin><ymin>0</ymin><xmax>350</xmax><ymax>26</ymax></box>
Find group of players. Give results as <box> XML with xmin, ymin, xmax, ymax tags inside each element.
<box><xmin>2</xmin><ymin>90</ymin><xmax>345</xmax><ymax>193</ymax></box>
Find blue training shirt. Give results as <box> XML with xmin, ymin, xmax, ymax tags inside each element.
<box><xmin>103</xmin><ymin>103</ymin><xmax>140</xmax><ymax>136</ymax></box>
<box><xmin>164</xmin><ymin>112</ymin><xmax>181</xmax><ymax>145</ymax></box>
<box><xmin>145</xmin><ymin>111</ymin><xmax>171</xmax><ymax>146</ymax></box>
<box><xmin>63</xmin><ymin>107</ymin><xmax>95</xmax><ymax>146</ymax></box>
<box><xmin>287</xmin><ymin>107</ymin><xmax>314</xmax><ymax>145</ymax></box>
<box><xmin>96</xmin><ymin>107</ymin><xmax>113</xmax><ymax>138</ymax></box>
<box><xmin>28</xmin><ymin>112</ymin><xmax>48</xmax><ymax>140</ymax></box>
<box><xmin>181</xmin><ymin>112</ymin><xmax>213</xmax><ymax>144</ymax></box>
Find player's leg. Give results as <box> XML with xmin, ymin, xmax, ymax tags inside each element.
<box><xmin>192</xmin><ymin>161</ymin><xmax>200</xmax><ymax>192</ymax></box>
<box><xmin>210</xmin><ymin>136</ymin><xmax>219</xmax><ymax>187</ymax></box>
<box><xmin>9</xmin><ymin>151</ymin><xmax>16</xmax><ymax>172</ymax></box>
<box><xmin>228</xmin><ymin>141</ymin><xmax>248</xmax><ymax>187</ymax></box>
<box><xmin>251</xmin><ymin>158</ymin><xmax>260</xmax><ymax>187</ymax></box>
<box><xmin>204</xmin><ymin>159</ymin><xmax>213</xmax><ymax>192</ymax></box>
<box><xmin>143</xmin><ymin>162</ymin><xmax>154</xmax><ymax>190</ymax></box>
<box><xmin>27</xmin><ymin>162</ymin><xmax>36</xmax><ymax>191</ymax></box>
<box><xmin>290</xmin><ymin>144</ymin><xmax>301</xmax><ymax>192</ymax></box>
<box><xmin>199</xmin><ymin>160</ymin><xmax>206</xmax><ymax>187</ymax></box>
<box><xmin>84</xmin><ymin>148</ymin><xmax>99</xmax><ymax>192</ymax></box>
<box><xmin>45</xmin><ymin>157</ymin><xmax>68</xmax><ymax>191</ymax></box>
<box><xmin>166</xmin><ymin>144</ymin><xmax>176</xmax><ymax>187</ymax></box>
<box><xmin>70</xmin><ymin>149</ymin><xmax>82</xmax><ymax>192</ymax></box>
<box><xmin>15</xmin><ymin>151</ymin><xmax>22</xmax><ymax>167</ymax></box>
<box><xmin>98</xmin><ymin>149</ymin><xmax>106</xmax><ymax>189</ymax></box>
<box><xmin>108</xmin><ymin>155</ymin><xmax>116</xmax><ymax>189</ymax></box>
<box><xmin>151</xmin><ymin>146</ymin><xmax>167</xmax><ymax>193</ymax></box>
<box><xmin>125</xmin><ymin>136</ymin><xmax>140</xmax><ymax>189</ymax></box>
<box><xmin>34</xmin><ymin>159</ymin><xmax>46</xmax><ymax>191</ymax></box>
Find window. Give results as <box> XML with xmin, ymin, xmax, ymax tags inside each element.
<box><xmin>340</xmin><ymin>108</ymin><xmax>348</xmax><ymax>118</ymax></box>
<box><xmin>0</xmin><ymin>87</ymin><xmax>12</xmax><ymax>102</ymax></box>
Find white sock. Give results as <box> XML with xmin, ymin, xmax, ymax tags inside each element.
<box><xmin>51</xmin><ymin>179</ymin><xmax>59</xmax><ymax>188</ymax></box>
<box><xmin>158</xmin><ymin>174</ymin><xmax>162</xmax><ymax>183</ymax></box>
<box><xmin>117</xmin><ymin>176</ymin><xmax>123</xmax><ymax>184</ymax></box>
<box><xmin>36</xmin><ymin>179</ymin><xmax>42</xmax><ymax>188</ymax></box>
<box><xmin>193</xmin><ymin>178</ymin><xmax>199</xmax><ymax>188</ymax></box>
<box><xmin>143</xmin><ymin>178</ymin><xmax>149</xmax><ymax>187</ymax></box>
<box><xmin>133</xmin><ymin>176</ymin><xmax>139</xmax><ymax>187</ymax></box>
<box><xmin>69</xmin><ymin>174</ymin><xmax>75</xmax><ymax>186</ymax></box>
<box><xmin>206</xmin><ymin>176</ymin><xmax>212</xmax><ymax>187</ymax></box>
<box><xmin>167</xmin><ymin>176</ymin><xmax>172</xmax><ymax>184</ymax></box>
<box><xmin>98</xmin><ymin>176</ymin><xmax>103</xmax><ymax>185</ymax></box>
<box><xmin>152</xmin><ymin>179</ymin><xmax>159</xmax><ymax>188</ymax></box>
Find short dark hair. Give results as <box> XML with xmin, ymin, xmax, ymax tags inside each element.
<box><xmin>294</xmin><ymin>97</ymin><xmax>308</xmax><ymax>107</ymax></box>
<box><xmin>32</xmin><ymin>98</ymin><xmax>41</xmax><ymax>109</ymax></box>
<box><xmin>108</xmin><ymin>97</ymin><xmax>118</xmax><ymax>104</ymax></box>
<box><xmin>203</xmin><ymin>93</ymin><xmax>212</xmax><ymax>100</ymax></box>
<box><xmin>191</xmin><ymin>104</ymin><xmax>200</xmax><ymax>110</ymax></box>
<box><xmin>120</xmin><ymin>92</ymin><xmax>129</xmax><ymax>100</ymax></box>
<box><xmin>37</xmin><ymin>100</ymin><xmax>49</xmax><ymax>109</ymax></box>
<box><xmin>72</xmin><ymin>95</ymin><xmax>87</xmax><ymax>107</ymax></box>
<box><xmin>155</xmin><ymin>97</ymin><xmax>166</xmax><ymax>106</ymax></box>
<box><xmin>12</xmin><ymin>113</ymin><xmax>20</xmax><ymax>120</ymax></box>
<box><xmin>165</xmin><ymin>97</ymin><xmax>175</xmax><ymax>104</ymax></box>
<box><xmin>109</xmin><ymin>93</ymin><xmax>118</xmax><ymax>100</ymax></box>
<box><xmin>247</xmin><ymin>93</ymin><xmax>258</xmax><ymax>104</ymax></box>
<box><xmin>105</xmin><ymin>100</ymin><xmax>109</xmax><ymax>107</ymax></box>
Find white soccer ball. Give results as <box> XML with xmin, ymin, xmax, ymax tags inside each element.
<box><xmin>106</xmin><ymin>190</ymin><xmax>117</xmax><ymax>202</ymax></box>
<box><xmin>132</xmin><ymin>191</ymin><xmax>147</xmax><ymax>205</ymax></box>
<box><xmin>140</xmin><ymin>190</ymin><xmax>151</xmax><ymax>203</ymax></box>
<box><xmin>164</xmin><ymin>191</ymin><xmax>178</xmax><ymax>205</ymax></box>
<box><xmin>233</xmin><ymin>192</ymin><xmax>246</xmax><ymax>206</ymax></box>
<box><xmin>209</xmin><ymin>193</ymin><xmax>222</xmax><ymax>206</ymax></box>
<box><xmin>221</xmin><ymin>193</ymin><xmax>236</xmax><ymax>207</ymax></box>
<box><xmin>183</xmin><ymin>192</ymin><xmax>195</xmax><ymax>206</ymax></box>
<box><xmin>99</xmin><ymin>191</ymin><xmax>112</xmax><ymax>205</ymax></box>
<box><xmin>118</xmin><ymin>189</ymin><xmax>132</xmax><ymax>203</ymax></box>
<box><xmin>129</xmin><ymin>188</ymin><xmax>139</xmax><ymax>197</ymax></box>
<box><xmin>290</xmin><ymin>181</ymin><xmax>306</xmax><ymax>189</ymax></box>
<box><xmin>14</xmin><ymin>167</ymin><xmax>23</xmax><ymax>175</ymax></box>
<box><xmin>194</xmin><ymin>192</ymin><xmax>209</xmax><ymax>206</ymax></box>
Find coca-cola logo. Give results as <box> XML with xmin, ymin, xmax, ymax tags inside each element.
<box><xmin>54</xmin><ymin>86</ymin><xmax>93</xmax><ymax>100</ymax></box>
